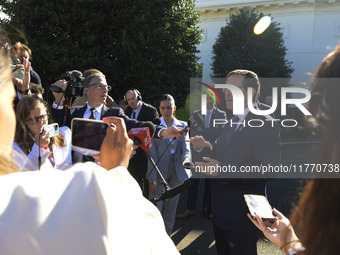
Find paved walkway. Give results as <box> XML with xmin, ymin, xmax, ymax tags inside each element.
<box><xmin>170</xmin><ymin>142</ymin><xmax>320</xmax><ymax>254</ymax></box>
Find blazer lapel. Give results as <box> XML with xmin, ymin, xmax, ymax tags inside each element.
<box><xmin>100</xmin><ymin>105</ymin><xmax>109</xmax><ymax>119</ymax></box>
<box><xmin>215</xmin><ymin>125</ymin><xmax>230</xmax><ymax>159</ymax></box>
<box><xmin>78</xmin><ymin>105</ymin><xmax>87</xmax><ymax>118</ymax></box>
<box><xmin>219</xmin><ymin>113</ymin><xmax>252</xmax><ymax>157</ymax></box>
<box><xmin>209</xmin><ymin>108</ymin><xmax>217</xmax><ymax>128</ymax></box>
<box><xmin>137</xmin><ymin>104</ymin><xmax>145</xmax><ymax>121</ymax></box>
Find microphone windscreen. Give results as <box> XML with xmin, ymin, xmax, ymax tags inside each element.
<box><xmin>151</xmin><ymin>118</ymin><xmax>161</xmax><ymax>126</ymax></box>
<box><xmin>161</xmin><ymin>179</ymin><xmax>193</xmax><ymax>200</ymax></box>
<box><xmin>189</xmin><ymin>112</ymin><xmax>204</xmax><ymax>130</ymax></box>
<box><xmin>144</xmin><ymin>121</ymin><xmax>156</xmax><ymax>137</ymax></box>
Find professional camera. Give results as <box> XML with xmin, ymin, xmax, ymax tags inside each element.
<box><xmin>50</xmin><ymin>70</ymin><xmax>84</xmax><ymax>98</ymax></box>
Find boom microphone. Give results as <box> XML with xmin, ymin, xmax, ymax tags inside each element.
<box><xmin>151</xmin><ymin>179</ymin><xmax>194</xmax><ymax>204</ymax></box>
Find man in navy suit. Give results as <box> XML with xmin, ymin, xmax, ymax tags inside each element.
<box><xmin>51</xmin><ymin>72</ymin><xmax>183</xmax><ymax>158</ymax></box>
<box><xmin>177</xmin><ymin>91</ymin><xmax>227</xmax><ymax>219</ymax></box>
<box><xmin>125</xmin><ymin>89</ymin><xmax>159</xmax><ymax>197</ymax></box>
<box><xmin>192</xmin><ymin>70</ymin><xmax>280</xmax><ymax>255</ymax></box>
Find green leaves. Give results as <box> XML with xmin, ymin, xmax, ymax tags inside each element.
<box><xmin>0</xmin><ymin>0</ymin><xmax>201</xmax><ymax>107</ymax></box>
<box><xmin>212</xmin><ymin>9</ymin><xmax>293</xmax><ymax>79</ymax></box>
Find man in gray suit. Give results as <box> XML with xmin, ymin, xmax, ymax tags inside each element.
<box><xmin>192</xmin><ymin>70</ymin><xmax>280</xmax><ymax>255</ymax></box>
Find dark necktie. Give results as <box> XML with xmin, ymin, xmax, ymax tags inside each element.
<box><xmin>225</xmin><ymin>116</ymin><xmax>240</xmax><ymax>144</ymax></box>
<box><xmin>83</xmin><ymin>107</ymin><xmax>96</xmax><ymax>162</ymax></box>
<box><xmin>132</xmin><ymin>111</ymin><xmax>136</xmax><ymax>120</ymax></box>
<box><xmin>89</xmin><ymin>108</ymin><xmax>96</xmax><ymax>119</ymax></box>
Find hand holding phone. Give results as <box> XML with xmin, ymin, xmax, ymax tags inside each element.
<box><xmin>244</xmin><ymin>194</ymin><xmax>276</xmax><ymax>222</ymax></box>
<box><xmin>71</xmin><ymin>117</ymin><xmax>133</xmax><ymax>169</ymax></box>
<box><xmin>100</xmin><ymin>117</ymin><xmax>133</xmax><ymax>170</ymax></box>
<box><xmin>43</xmin><ymin>123</ymin><xmax>59</xmax><ymax>138</ymax></box>
<box><xmin>71</xmin><ymin>118</ymin><xmax>108</xmax><ymax>153</ymax></box>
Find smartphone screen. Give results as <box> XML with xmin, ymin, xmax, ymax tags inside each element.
<box><xmin>244</xmin><ymin>194</ymin><xmax>276</xmax><ymax>222</ymax></box>
<box><xmin>71</xmin><ymin>118</ymin><xmax>108</xmax><ymax>153</ymax></box>
<box><xmin>43</xmin><ymin>123</ymin><xmax>59</xmax><ymax>137</ymax></box>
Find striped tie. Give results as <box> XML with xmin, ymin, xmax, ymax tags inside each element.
<box><xmin>89</xmin><ymin>108</ymin><xmax>96</xmax><ymax>119</ymax></box>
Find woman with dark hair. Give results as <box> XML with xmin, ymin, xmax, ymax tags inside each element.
<box><xmin>248</xmin><ymin>45</ymin><xmax>340</xmax><ymax>255</ymax></box>
<box><xmin>12</xmin><ymin>95</ymin><xmax>72</xmax><ymax>170</ymax></box>
<box><xmin>148</xmin><ymin>94</ymin><xmax>191</xmax><ymax>235</ymax></box>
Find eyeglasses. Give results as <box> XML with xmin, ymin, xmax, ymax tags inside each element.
<box><xmin>26</xmin><ymin>114</ymin><xmax>49</xmax><ymax>125</ymax></box>
<box><xmin>87</xmin><ymin>83</ymin><xmax>112</xmax><ymax>91</ymax></box>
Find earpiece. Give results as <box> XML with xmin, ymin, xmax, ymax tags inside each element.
<box><xmin>124</xmin><ymin>89</ymin><xmax>142</xmax><ymax>101</ymax></box>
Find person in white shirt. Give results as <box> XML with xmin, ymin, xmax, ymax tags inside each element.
<box><xmin>12</xmin><ymin>95</ymin><xmax>72</xmax><ymax>171</ymax></box>
<box><xmin>0</xmin><ymin>50</ymin><xmax>179</xmax><ymax>254</ymax></box>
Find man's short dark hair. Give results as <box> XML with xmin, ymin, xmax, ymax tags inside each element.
<box><xmin>30</xmin><ymin>83</ymin><xmax>44</xmax><ymax>94</ymax></box>
<box><xmin>227</xmin><ymin>69</ymin><xmax>260</xmax><ymax>102</ymax></box>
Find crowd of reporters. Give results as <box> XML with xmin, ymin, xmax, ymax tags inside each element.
<box><xmin>3</xmin><ymin>41</ymin><xmax>340</xmax><ymax>255</ymax></box>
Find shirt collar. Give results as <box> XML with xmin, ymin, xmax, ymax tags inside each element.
<box><xmin>160</xmin><ymin>116</ymin><xmax>181</xmax><ymax>127</ymax></box>
<box><xmin>133</xmin><ymin>102</ymin><xmax>143</xmax><ymax>115</ymax></box>
<box><xmin>86</xmin><ymin>104</ymin><xmax>104</xmax><ymax>114</ymax></box>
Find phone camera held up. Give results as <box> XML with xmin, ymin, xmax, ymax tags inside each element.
<box><xmin>50</xmin><ymin>70</ymin><xmax>84</xmax><ymax>98</ymax></box>
<box><xmin>1</xmin><ymin>43</ymin><xmax>25</xmax><ymax>80</ymax></box>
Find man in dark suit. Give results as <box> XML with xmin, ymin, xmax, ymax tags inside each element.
<box><xmin>177</xmin><ymin>91</ymin><xmax>227</xmax><ymax>219</ymax></box>
<box><xmin>52</xmin><ymin>72</ymin><xmax>183</xmax><ymax>155</ymax></box>
<box><xmin>124</xmin><ymin>89</ymin><xmax>159</xmax><ymax>197</ymax></box>
<box><xmin>192</xmin><ymin>69</ymin><xmax>280</xmax><ymax>255</ymax></box>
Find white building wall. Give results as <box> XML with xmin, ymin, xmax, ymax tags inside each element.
<box><xmin>195</xmin><ymin>0</ymin><xmax>340</xmax><ymax>79</ymax></box>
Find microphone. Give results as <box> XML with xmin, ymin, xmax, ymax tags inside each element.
<box><xmin>151</xmin><ymin>118</ymin><xmax>161</xmax><ymax>125</ymax></box>
<box><xmin>128</xmin><ymin>123</ymin><xmax>155</xmax><ymax>152</ymax></box>
<box><xmin>151</xmin><ymin>179</ymin><xmax>194</xmax><ymax>204</ymax></box>
<box><xmin>189</xmin><ymin>112</ymin><xmax>204</xmax><ymax>130</ymax></box>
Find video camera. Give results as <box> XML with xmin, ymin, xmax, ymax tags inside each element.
<box><xmin>50</xmin><ymin>70</ymin><xmax>84</xmax><ymax>98</ymax></box>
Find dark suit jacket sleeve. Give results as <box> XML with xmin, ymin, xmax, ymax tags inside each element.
<box><xmin>30</xmin><ymin>68</ymin><xmax>42</xmax><ymax>86</ymax></box>
<box><xmin>199</xmin><ymin>109</ymin><xmax>227</xmax><ymax>142</ymax></box>
<box><xmin>125</xmin><ymin>106</ymin><xmax>132</xmax><ymax>117</ymax></box>
<box><xmin>104</xmin><ymin>107</ymin><xmax>164</xmax><ymax>138</ymax></box>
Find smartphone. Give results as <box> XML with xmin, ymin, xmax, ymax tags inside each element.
<box><xmin>43</xmin><ymin>123</ymin><xmax>59</xmax><ymax>137</ymax></box>
<box><xmin>71</xmin><ymin>118</ymin><xmax>109</xmax><ymax>153</ymax></box>
<box><xmin>11</xmin><ymin>64</ymin><xmax>25</xmax><ymax>80</ymax></box>
<box><xmin>244</xmin><ymin>194</ymin><xmax>276</xmax><ymax>223</ymax></box>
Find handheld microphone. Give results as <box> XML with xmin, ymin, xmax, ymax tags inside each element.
<box><xmin>151</xmin><ymin>118</ymin><xmax>161</xmax><ymax>125</ymax></box>
<box><xmin>127</xmin><ymin>123</ymin><xmax>156</xmax><ymax>152</ymax></box>
<box><xmin>189</xmin><ymin>112</ymin><xmax>204</xmax><ymax>130</ymax></box>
